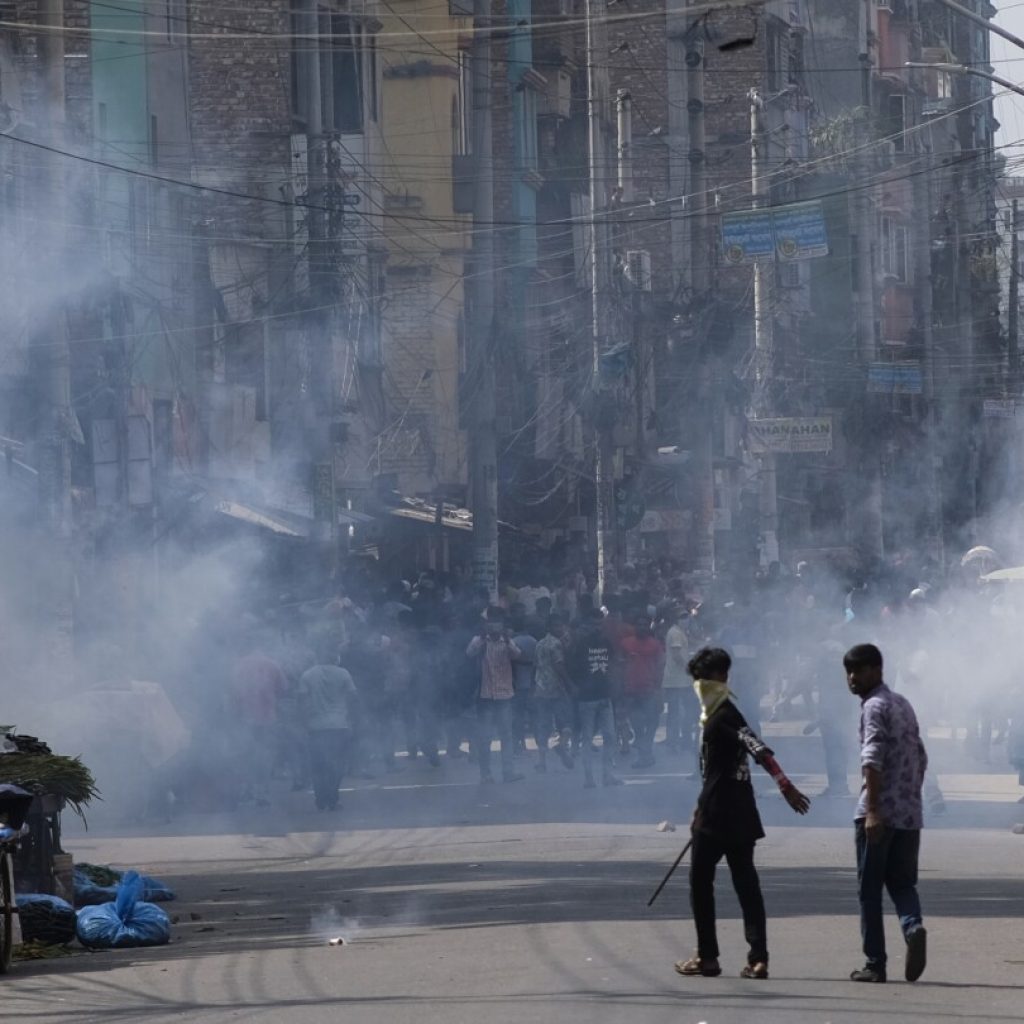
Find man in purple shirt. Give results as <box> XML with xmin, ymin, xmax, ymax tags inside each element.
<box><xmin>844</xmin><ymin>643</ymin><xmax>928</xmax><ymax>984</ymax></box>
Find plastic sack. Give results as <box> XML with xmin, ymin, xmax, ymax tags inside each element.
<box><xmin>74</xmin><ymin>865</ymin><xmax>176</xmax><ymax>905</ymax></box>
<box><xmin>16</xmin><ymin>893</ymin><xmax>77</xmax><ymax>945</ymax></box>
<box><xmin>76</xmin><ymin>871</ymin><xmax>171</xmax><ymax>949</ymax></box>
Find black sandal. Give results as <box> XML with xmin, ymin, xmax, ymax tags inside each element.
<box><xmin>675</xmin><ymin>956</ymin><xmax>722</xmax><ymax>977</ymax></box>
<box><xmin>740</xmin><ymin>962</ymin><xmax>769</xmax><ymax>979</ymax></box>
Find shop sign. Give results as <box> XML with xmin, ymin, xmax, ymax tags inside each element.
<box><xmin>748</xmin><ymin>416</ymin><xmax>833</xmax><ymax>454</ymax></box>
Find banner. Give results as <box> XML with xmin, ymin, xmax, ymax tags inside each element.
<box><xmin>748</xmin><ymin>417</ymin><xmax>833</xmax><ymax>454</ymax></box>
<box><xmin>721</xmin><ymin>200</ymin><xmax>829</xmax><ymax>264</ymax></box>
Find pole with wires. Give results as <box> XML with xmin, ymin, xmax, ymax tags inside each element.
<box><xmin>587</xmin><ymin>0</ymin><xmax>612</xmax><ymax>597</ymax></box>
<box><xmin>469</xmin><ymin>0</ymin><xmax>499</xmax><ymax>602</ymax></box>
<box><xmin>750</xmin><ymin>89</ymin><xmax>778</xmax><ymax>567</ymax></box>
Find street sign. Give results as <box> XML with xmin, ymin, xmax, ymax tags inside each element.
<box><xmin>748</xmin><ymin>416</ymin><xmax>833</xmax><ymax>454</ymax></box>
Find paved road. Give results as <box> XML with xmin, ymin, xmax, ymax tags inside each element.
<box><xmin>4</xmin><ymin>732</ymin><xmax>1024</xmax><ymax>1024</ymax></box>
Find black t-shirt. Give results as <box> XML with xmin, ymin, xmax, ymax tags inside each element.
<box><xmin>571</xmin><ymin>624</ymin><xmax>613</xmax><ymax>702</ymax></box>
<box><xmin>695</xmin><ymin>701</ymin><xmax>769</xmax><ymax>848</ymax></box>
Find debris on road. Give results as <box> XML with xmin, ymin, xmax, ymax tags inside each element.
<box><xmin>656</xmin><ymin>820</ymin><xmax>676</xmax><ymax>832</ymax></box>
<box><xmin>328</xmin><ymin>937</ymin><xmax>346</xmax><ymax>946</ymax></box>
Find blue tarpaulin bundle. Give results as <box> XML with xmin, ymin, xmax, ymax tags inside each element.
<box><xmin>76</xmin><ymin>871</ymin><xmax>171</xmax><ymax>949</ymax></box>
<box><xmin>74</xmin><ymin>865</ymin><xmax>176</xmax><ymax>905</ymax></box>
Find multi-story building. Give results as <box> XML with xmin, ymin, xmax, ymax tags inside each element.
<box><xmin>374</xmin><ymin>0</ymin><xmax>471</xmax><ymax>554</ymax></box>
<box><xmin>184</xmin><ymin>0</ymin><xmax>385</xmax><ymax>554</ymax></box>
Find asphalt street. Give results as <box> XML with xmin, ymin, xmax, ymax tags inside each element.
<box><xmin>4</xmin><ymin>728</ymin><xmax>1024</xmax><ymax>1024</ymax></box>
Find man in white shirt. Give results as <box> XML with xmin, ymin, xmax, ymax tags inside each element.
<box><xmin>662</xmin><ymin>605</ymin><xmax>695</xmax><ymax>762</ymax></box>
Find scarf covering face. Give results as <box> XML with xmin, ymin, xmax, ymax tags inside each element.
<box><xmin>693</xmin><ymin>678</ymin><xmax>733</xmax><ymax>725</ymax></box>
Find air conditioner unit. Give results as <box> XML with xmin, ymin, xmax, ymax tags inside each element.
<box><xmin>625</xmin><ymin>250</ymin><xmax>652</xmax><ymax>292</ymax></box>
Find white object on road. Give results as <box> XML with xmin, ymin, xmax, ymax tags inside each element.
<box><xmin>657</xmin><ymin>820</ymin><xmax>677</xmax><ymax>832</ymax></box>
<box><xmin>328</xmin><ymin>937</ymin><xmax>346</xmax><ymax>946</ymax></box>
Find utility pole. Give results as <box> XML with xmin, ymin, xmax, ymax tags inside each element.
<box><xmin>1011</xmin><ymin>199</ymin><xmax>1020</xmax><ymax>388</ymax></box>
<box><xmin>617</xmin><ymin>90</ymin><xmax>643</xmax><ymax>456</ymax></box>
<box><xmin>469</xmin><ymin>0</ymin><xmax>498</xmax><ymax>601</ymax></box>
<box><xmin>853</xmin><ymin>11</ymin><xmax>884</xmax><ymax>563</ymax></box>
<box><xmin>32</xmin><ymin>0</ymin><xmax>74</xmax><ymax>691</ymax></box>
<box><xmin>750</xmin><ymin>89</ymin><xmax>778</xmax><ymax>568</ymax></box>
<box><xmin>616</xmin><ymin>89</ymin><xmax>633</xmax><ymax>204</ymax></box>
<box><xmin>915</xmin><ymin>150</ymin><xmax>945</xmax><ymax>568</ymax></box>
<box><xmin>586</xmin><ymin>0</ymin><xmax>612</xmax><ymax>596</ymax></box>
<box><xmin>684</xmin><ymin>10</ymin><xmax>715</xmax><ymax>574</ymax></box>
<box><xmin>298</xmin><ymin>1</ymin><xmax>337</xmax><ymax>563</ymax></box>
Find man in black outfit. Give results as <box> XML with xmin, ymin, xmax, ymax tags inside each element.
<box><xmin>676</xmin><ymin>647</ymin><xmax>810</xmax><ymax>980</ymax></box>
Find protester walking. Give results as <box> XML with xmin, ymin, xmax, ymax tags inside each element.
<box><xmin>843</xmin><ymin>643</ymin><xmax>928</xmax><ymax>984</ymax></box>
<box><xmin>676</xmin><ymin>647</ymin><xmax>810</xmax><ymax>980</ymax></box>
<box><xmin>297</xmin><ymin>661</ymin><xmax>359</xmax><ymax>811</ymax></box>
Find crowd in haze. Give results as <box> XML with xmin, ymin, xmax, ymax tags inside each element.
<box><xmin>156</xmin><ymin>552</ymin><xmax>1024</xmax><ymax>815</ymax></box>
<box><xmin>69</xmin><ymin>553</ymin><xmax>1024</xmax><ymax>818</ymax></box>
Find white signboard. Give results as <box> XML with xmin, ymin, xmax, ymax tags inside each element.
<box><xmin>748</xmin><ymin>417</ymin><xmax>833</xmax><ymax>455</ymax></box>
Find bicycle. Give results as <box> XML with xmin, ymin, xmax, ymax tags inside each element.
<box><xmin>0</xmin><ymin>786</ymin><xmax>34</xmax><ymax>974</ymax></box>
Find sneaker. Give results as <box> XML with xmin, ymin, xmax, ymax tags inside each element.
<box><xmin>502</xmin><ymin>772</ymin><xmax>525</xmax><ymax>784</ymax></box>
<box><xmin>850</xmin><ymin>964</ymin><xmax>887</xmax><ymax>983</ymax></box>
<box><xmin>905</xmin><ymin>926</ymin><xmax>927</xmax><ymax>982</ymax></box>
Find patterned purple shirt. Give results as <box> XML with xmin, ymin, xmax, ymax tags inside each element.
<box><xmin>856</xmin><ymin>682</ymin><xmax>929</xmax><ymax>830</ymax></box>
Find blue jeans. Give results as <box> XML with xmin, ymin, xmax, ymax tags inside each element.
<box><xmin>855</xmin><ymin>820</ymin><xmax>923</xmax><ymax>968</ymax></box>
<box><xmin>577</xmin><ymin>699</ymin><xmax>614</xmax><ymax>778</ymax></box>
<box><xmin>476</xmin><ymin>698</ymin><xmax>514</xmax><ymax>779</ymax></box>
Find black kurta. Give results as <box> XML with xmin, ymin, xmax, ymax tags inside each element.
<box><xmin>695</xmin><ymin>700</ymin><xmax>770</xmax><ymax>848</ymax></box>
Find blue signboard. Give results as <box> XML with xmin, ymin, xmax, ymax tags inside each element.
<box><xmin>867</xmin><ymin>362</ymin><xmax>923</xmax><ymax>395</ymax></box>
<box><xmin>721</xmin><ymin>209</ymin><xmax>775</xmax><ymax>264</ymax></box>
<box><xmin>772</xmin><ymin>202</ymin><xmax>829</xmax><ymax>260</ymax></box>
<box><xmin>721</xmin><ymin>200</ymin><xmax>829</xmax><ymax>264</ymax></box>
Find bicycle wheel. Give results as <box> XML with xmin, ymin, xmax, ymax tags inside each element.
<box><xmin>0</xmin><ymin>849</ymin><xmax>14</xmax><ymax>972</ymax></box>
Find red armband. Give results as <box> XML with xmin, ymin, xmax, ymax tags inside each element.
<box><xmin>761</xmin><ymin>753</ymin><xmax>793</xmax><ymax>793</ymax></box>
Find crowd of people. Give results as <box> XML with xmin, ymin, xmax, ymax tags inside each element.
<box><xmin>188</xmin><ymin>551</ymin><xmax>1024</xmax><ymax>814</ymax></box>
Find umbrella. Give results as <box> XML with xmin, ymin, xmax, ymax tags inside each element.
<box><xmin>961</xmin><ymin>546</ymin><xmax>1001</xmax><ymax>569</ymax></box>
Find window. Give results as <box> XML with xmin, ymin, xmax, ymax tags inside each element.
<box><xmin>330</xmin><ymin>14</ymin><xmax>363</xmax><ymax>133</ymax></box>
<box><xmin>881</xmin><ymin>215</ymin><xmax>908</xmax><ymax>282</ymax></box>
<box><xmin>290</xmin><ymin>11</ymin><xmax>373</xmax><ymax>133</ymax></box>
<box><xmin>290</xmin><ymin>11</ymin><xmax>304</xmax><ymax>120</ymax></box>
<box><xmin>517</xmin><ymin>85</ymin><xmax>538</xmax><ymax>172</ymax></box>
<box><xmin>886</xmin><ymin>94</ymin><xmax>906</xmax><ymax>153</ymax></box>
<box><xmin>765</xmin><ymin>21</ymin><xmax>785</xmax><ymax>92</ymax></box>
<box><xmin>153</xmin><ymin>399</ymin><xmax>173</xmax><ymax>477</ymax></box>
